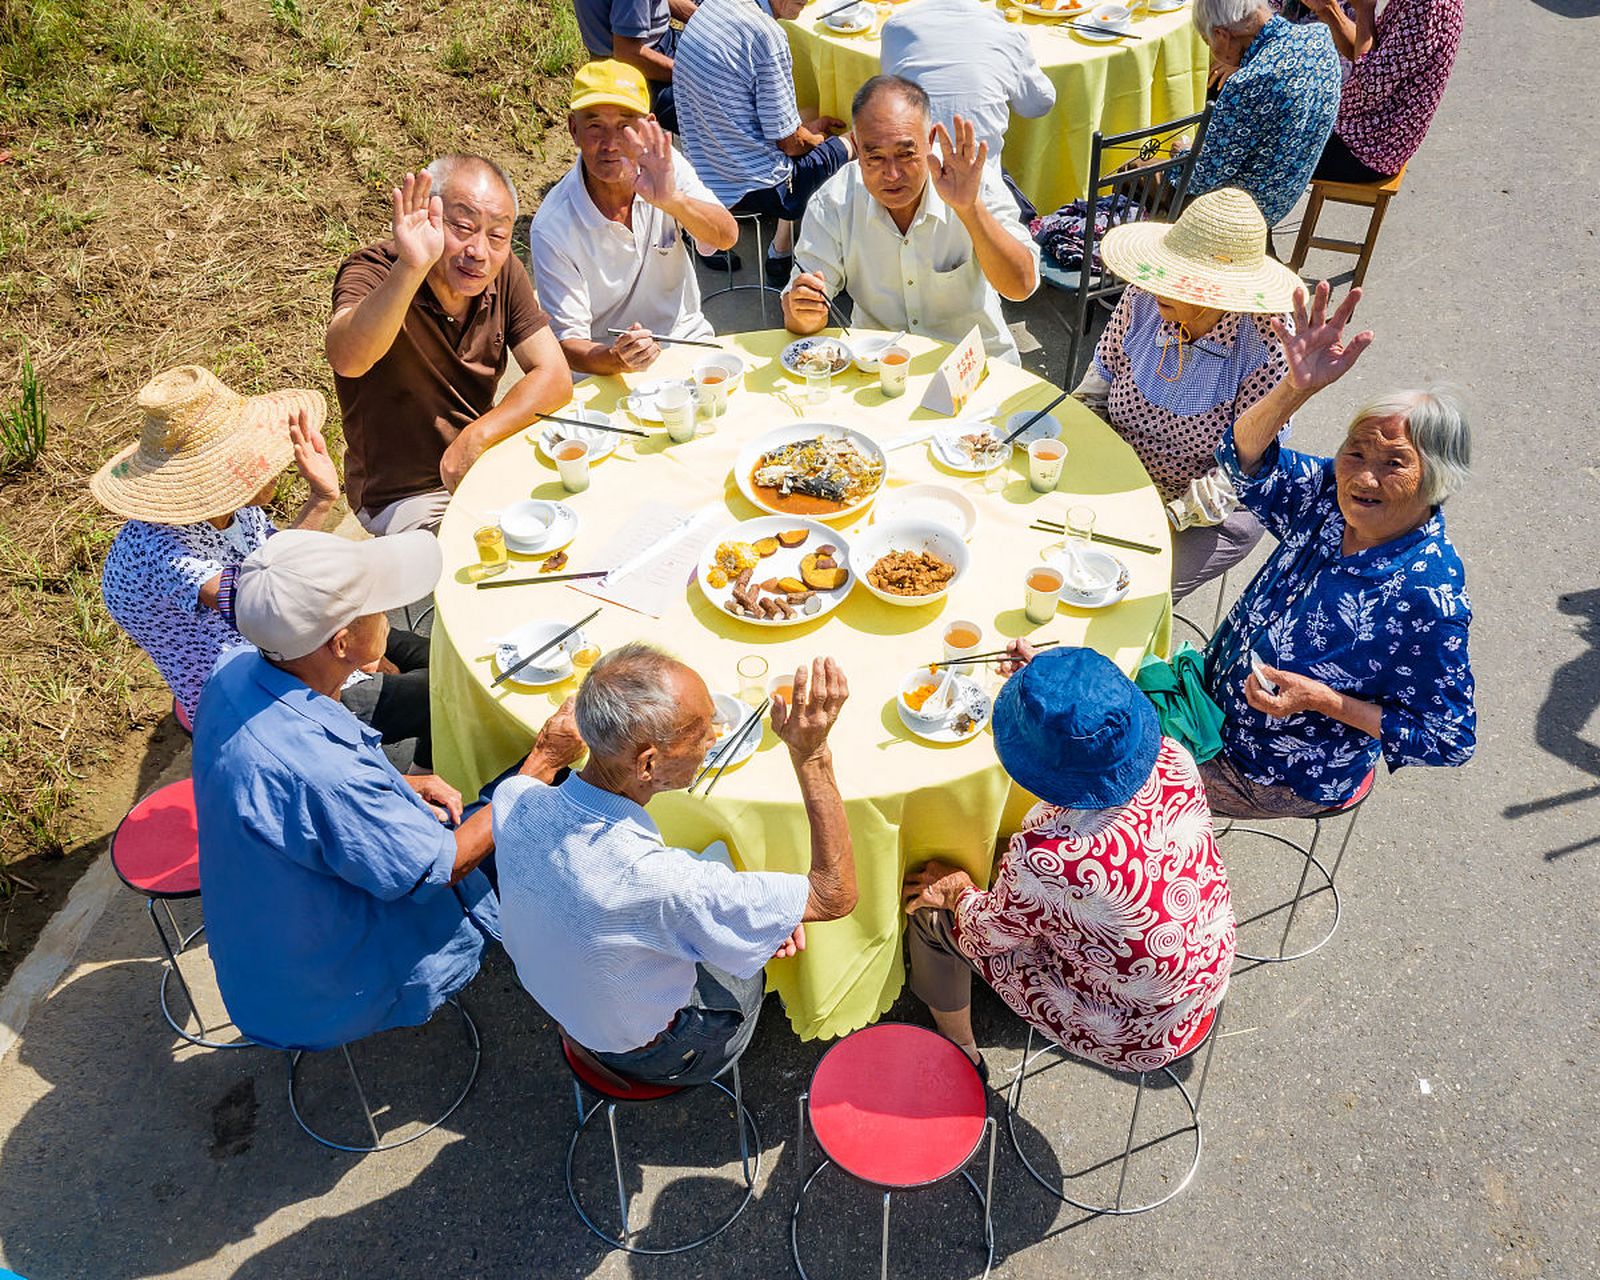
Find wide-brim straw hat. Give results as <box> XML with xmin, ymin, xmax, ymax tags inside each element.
<box><xmin>1099</xmin><ymin>188</ymin><xmax>1304</xmax><ymax>314</ymax></box>
<box><xmin>90</xmin><ymin>366</ymin><xmax>325</xmax><ymax>524</ymax></box>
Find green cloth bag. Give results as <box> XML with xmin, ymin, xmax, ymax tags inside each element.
<box><xmin>1135</xmin><ymin>641</ymin><xmax>1226</xmax><ymax>763</ymax></box>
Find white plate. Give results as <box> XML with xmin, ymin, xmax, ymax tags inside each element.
<box><xmin>622</xmin><ymin>378</ymin><xmax>702</xmax><ymax>423</ymax></box>
<box><xmin>703</xmin><ymin>693</ymin><xmax>762</xmax><ymax>772</ymax></box>
<box><xmin>873</xmin><ymin>483</ymin><xmax>978</xmax><ymax>541</ymax></box>
<box><xmin>1146</xmin><ymin>0</ymin><xmax>1187</xmax><ymax>10</ymax></box>
<box><xmin>537</xmin><ymin>408</ymin><xmax>619</xmax><ymax>462</ymax></box>
<box><xmin>851</xmin><ymin>517</ymin><xmax>970</xmax><ymax>608</ymax></box>
<box><xmin>501</xmin><ymin>500</ymin><xmax>579</xmax><ymax>555</ymax></box>
<box><xmin>850</xmin><ymin>333</ymin><xmax>899</xmax><ymax>373</ymax></box>
<box><xmin>1072</xmin><ymin>23</ymin><xmax>1131</xmax><ymax>39</ymax></box>
<box><xmin>895</xmin><ymin>674</ymin><xmax>993</xmax><ymax>744</ymax></box>
<box><xmin>1045</xmin><ymin>546</ymin><xmax>1132</xmax><ymax>609</ymax></box>
<box><xmin>492</xmin><ymin>620</ymin><xmax>588</xmax><ymax>688</ymax></box>
<box><xmin>824</xmin><ymin>4</ymin><xmax>873</xmax><ymax>31</ymax></box>
<box><xmin>697</xmin><ymin>516</ymin><xmax>854</xmax><ymax>628</ymax></box>
<box><xmin>734</xmin><ymin>422</ymin><xmax>888</xmax><ymax>522</ymax></box>
<box><xmin>1009</xmin><ymin>0</ymin><xmax>1087</xmax><ymax>16</ymax></box>
<box><xmin>929</xmin><ymin>421</ymin><xmax>1013</xmax><ymax>474</ymax></box>
<box><xmin>780</xmin><ymin>336</ymin><xmax>855</xmax><ymax>379</ymax></box>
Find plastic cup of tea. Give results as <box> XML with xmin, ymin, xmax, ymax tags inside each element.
<box><xmin>942</xmin><ymin>619</ymin><xmax>982</xmax><ymax>672</ymax></box>
<box><xmin>1028</xmin><ymin>439</ymin><xmax>1067</xmax><ymax>493</ymax></box>
<box><xmin>695</xmin><ymin>365</ymin><xmax>731</xmax><ymax>417</ymax></box>
<box><xmin>805</xmin><ymin>366</ymin><xmax>831</xmax><ymax>405</ymax></box>
<box><xmin>660</xmin><ymin>384</ymin><xmax>696</xmax><ymax>442</ymax></box>
<box><xmin>737</xmin><ymin>655</ymin><xmax>769</xmax><ymax>707</ymax></box>
<box><xmin>768</xmin><ymin>672</ymin><xmax>797</xmax><ymax>710</ymax></box>
<box><xmin>1025</xmin><ymin>565</ymin><xmax>1064</xmax><ymax>625</ymax></box>
<box><xmin>473</xmin><ymin>523</ymin><xmax>508</xmax><ymax>577</ymax></box>
<box><xmin>554</xmin><ymin>438</ymin><xmax>592</xmax><ymax>493</ymax></box>
<box><xmin>570</xmin><ymin>643</ymin><xmax>602</xmax><ymax>684</ymax></box>
<box><xmin>879</xmin><ymin>345</ymin><xmax>910</xmax><ymax>398</ymax></box>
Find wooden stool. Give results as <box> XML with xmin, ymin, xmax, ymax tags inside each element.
<box><xmin>1289</xmin><ymin>166</ymin><xmax>1405</xmax><ymax>288</ymax></box>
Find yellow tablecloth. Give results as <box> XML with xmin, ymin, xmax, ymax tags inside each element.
<box><xmin>430</xmin><ymin>329</ymin><xmax>1172</xmax><ymax>1039</ymax></box>
<box><xmin>784</xmin><ymin>0</ymin><xmax>1209</xmax><ymax>214</ymax></box>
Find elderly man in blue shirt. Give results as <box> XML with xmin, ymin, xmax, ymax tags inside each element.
<box><xmin>193</xmin><ymin>529</ymin><xmax>584</xmax><ymax>1051</ymax></box>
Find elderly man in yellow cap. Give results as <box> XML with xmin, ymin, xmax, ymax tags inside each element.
<box><xmin>528</xmin><ymin>61</ymin><xmax>738</xmax><ymax>378</ymax></box>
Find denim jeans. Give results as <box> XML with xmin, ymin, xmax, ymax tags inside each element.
<box><xmin>732</xmin><ymin>137</ymin><xmax>853</xmax><ymax>224</ymax></box>
<box><xmin>592</xmin><ymin>964</ymin><xmax>766</xmax><ymax>1087</ymax></box>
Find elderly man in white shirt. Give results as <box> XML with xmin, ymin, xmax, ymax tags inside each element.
<box><xmin>495</xmin><ymin>644</ymin><xmax>856</xmax><ymax>1086</ymax></box>
<box><xmin>529</xmin><ymin>59</ymin><xmax>737</xmax><ymax>377</ymax></box>
<box><xmin>781</xmin><ymin>75</ymin><xmax>1040</xmax><ymax>364</ymax></box>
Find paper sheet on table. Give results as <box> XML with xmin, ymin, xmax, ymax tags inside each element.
<box><xmin>571</xmin><ymin>501</ymin><xmax>722</xmax><ymax>618</ymax></box>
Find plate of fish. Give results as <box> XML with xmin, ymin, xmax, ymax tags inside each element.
<box><xmin>896</xmin><ymin>668</ymin><xmax>992</xmax><ymax>744</ymax></box>
<box><xmin>696</xmin><ymin>517</ymin><xmax>854</xmax><ymax>627</ymax></box>
<box><xmin>780</xmin><ymin>336</ymin><xmax>855</xmax><ymax>378</ymax></box>
<box><xmin>735</xmin><ymin>423</ymin><xmax>888</xmax><ymax>522</ymax></box>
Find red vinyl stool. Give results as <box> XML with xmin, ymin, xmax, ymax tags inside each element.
<box><xmin>109</xmin><ymin>779</ymin><xmax>248</xmax><ymax>1050</ymax></box>
<box><xmin>172</xmin><ymin>697</ymin><xmax>193</xmax><ymax>736</ymax></box>
<box><xmin>792</xmin><ymin>1023</ymin><xmax>996</xmax><ymax>1280</ymax></box>
<box><xmin>1219</xmin><ymin>769</ymin><xmax>1375</xmax><ymax>964</ymax></box>
<box><xmin>560</xmin><ymin>1032</ymin><xmax>759</xmax><ymax>1254</ymax></box>
<box><xmin>1007</xmin><ymin>1004</ymin><xmax>1222</xmax><ymax>1215</ymax></box>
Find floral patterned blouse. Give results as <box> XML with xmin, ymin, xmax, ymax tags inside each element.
<box><xmin>1189</xmin><ymin>16</ymin><xmax>1342</xmax><ymax>225</ymax></box>
<box><xmin>1335</xmin><ymin>0</ymin><xmax>1464</xmax><ymax>177</ymax></box>
<box><xmin>952</xmin><ymin>738</ymin><xmax>1235</xmax><ymax>1073</ymax></box>
<box><xmin>1092</xmin><ymin>287</ymin><xmax>1287</xmax><ymax>502</ymax></box>
<box><xmin>1203</xmin><ymin>425</ymin><xmax>1476</xmax><ymax>807</ymax></box>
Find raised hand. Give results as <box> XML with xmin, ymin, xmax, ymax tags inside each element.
<box><xmin>391</xmin><ymin>171</ymin><xmax>445</xmax><ymax>272</ymax></box>
<box><xmin>1271</xmin><ymin>281</ymin><xmax>1374</xmax><ymax>395</ymax></box>
<box><xmin>930</xmin><ymin>116</ymin><xmax>988</xmax><ymax>214</ymax></box>
<box><xmin>623</xmin><ymin>118</ymin><xmax>677</xmax><ymax>209</ymax></box>
<box><xmin>287</xmin><ymin>407</ymin><xmax>340</xmax><ymax>503</ymax></box>
<box><xmin>770</xmin><ymin>657</ymin><xmax>849</xmax><ymax>763</ymax></box>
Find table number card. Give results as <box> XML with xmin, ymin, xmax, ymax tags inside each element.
<box><xmin>919</xmin><ymin>324</ymin><xmax>987</xmax><ymax>416</ymax></box>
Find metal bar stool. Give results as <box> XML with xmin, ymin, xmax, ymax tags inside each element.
<box><xmin>1172</xmin><ymin>568</ymin><xmax>1232</xmax><ymax>647</ymax></box>
<box><xmin>792</xmin><ymin>1023</ymin><xmax>996</xmax><ymax>1280</ymax></box>
<box><xmin>286</xmin><ymin>995</ymin><xmax>481</xmax><ymax>1152</ymax></box>
<box><xmin>1006</xmin><ymin>1004</ymin><xmax>1223</xmax><ymax>1216</ymax></box>
<box><xmin>560</xmin><ymin>1031</ymin><xmax>760</xmax><ymax>1254</ymax></box>
<box><xmin>1219</xmin><ymin>769</ymin><xmax>1374</xmax><ymax>964</ymax></box>
<box><xmin>698</xmin><ymin>212</ymin><xmax>783</xmax><ymax>323</ymax></box>
<box><xmin>109</xmin><ymin>778</ymin><xmax>250</xmax><ymax>1051</ymax></box>
<box><xmin>1287</xmin><ymin>166</ymin><xmax>1406</xmax><ymax>289</ymax></box>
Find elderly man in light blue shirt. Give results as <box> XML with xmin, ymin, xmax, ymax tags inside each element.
<box><xmin>193</xmin><ymin>529</ymin><xmax>583</xmax><ymax>1051</ymax></box>
<box><xmin>495</xmin><ymin>644</ymin><xmax>856</xmax><ymax>1086</ymax></box>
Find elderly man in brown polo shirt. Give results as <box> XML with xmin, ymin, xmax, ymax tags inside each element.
<box><xmin>326</xmin><ymin>153</ymin><xmax>571</xmax><ymax>535</ymax></box>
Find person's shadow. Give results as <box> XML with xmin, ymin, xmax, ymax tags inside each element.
<box><xmin>1503</xmin><ymin>588</ymin><xmax>1600</xmax><ymax>858</ymax></box>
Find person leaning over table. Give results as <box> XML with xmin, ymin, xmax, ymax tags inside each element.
<box><xmin>325</xmin><ymin>154</ymin><xmax>571</xmax><ymax>536</ymax></box>
<box><xmin>192</xmin><ymin>530</ymin><xmax>586</xmax><ymax>1050</ymax></box>
<box><xmin>571</xmin><ymin>0</ymin><xmax>699</xmax><ymax>134</ymax></box>
<box><xmin>672</xmin><ymin>0</ymin><xmax>855</xmax><ymax>277</ymax></box>
<box><xmin>1302</xmin><ymin>0</ymin><xmax>1464</xmax><ymax>185</ymax></box>
<box><xmin>901</xmin><ymin>647</ymin><xmax>1235</xmax><ymax>1080</ymax></box>
<box><xmin>530</xmin><ymin>60</ymin><xmax>737</xmax><ymax>379</ymax></box>
<box><xmin>1187</xmin><ymin>0</ymin><xmax>1341</xmax><ymax>239</ymax></box>
<box><xmin>1074</xmin><ymin>189</ymin><xmax>1299</xmax><ymax>602</ymax></box>
<box><xmin>495</xmin><ymin>645</ymin><xmax>856</xmax><ymax>1087</ymax></box>
<box><xmin>781</xmin><ymin>75</ymin><xmax>1040</xmax><ymax>365</ymax></box>
<box><xmin>92</xmin><ymin>365</ymin><xmax>434</xmax><ymax>763</ymax></box>
<box><xmin>1196</xmin><ymin>281</ymin><xmax>1476</xmax><ymax>819</ymax></box>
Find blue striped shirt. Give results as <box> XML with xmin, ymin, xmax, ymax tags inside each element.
<box><xmin>673</xmin><ymin>0</ymin><xmax>802</xmax><ymax>205</ymax></box>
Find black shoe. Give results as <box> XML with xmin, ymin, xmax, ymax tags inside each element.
<box><xmin>697</xmin><ymin>247</ymin><xmax>743</xmax><ymax>272</ymax></box>
<box><xmin>764</xmin><ymin>250</ymin><xmax>794</xmax><ymax>280</ymax></box>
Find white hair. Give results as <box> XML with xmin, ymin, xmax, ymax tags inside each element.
<box><xmin>423</xmin><ymin>153</ymin><xmax>519</xmax><ymax>219</ymax></box>
<box><xmin>1346</xmin><ymin>387</ymin><xmax>1472</xmax><ymax>506</ymax></box>
<box><xmin>575</xmin><ymin>642</ymin><xmax>693</xmax><ymax>759</ymax></box>
<box><xmin>1192</xmin><ymin>0</ymin><xmax>1267</xmax><ymax>38</ymax></box>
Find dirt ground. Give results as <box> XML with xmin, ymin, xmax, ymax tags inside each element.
<box><xmin>0</xmin><ymin>0</ymin><xmax>584</xmax><ymax>977</ymax></box>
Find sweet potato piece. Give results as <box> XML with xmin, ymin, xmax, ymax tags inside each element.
<box><xmin>816</xmin><ymin>544</ymin><xmax>838</xmax><ymax>558</ymax></box>
<box><xmin>760</xmin><ymin>578</ymin><xmax>783</xmax><ymax>594</ymax></box>
<box><xmin>776</xmin><ymin>576</ymin><xmax>808</xmax><ymax>594</ymax></box>
<box><xmin>800</xmin><ymin>552</ymin><xmax>849</xmax><ymax>591</ymax></box>
<box><xmin>777</xmin><ymin>529</ymin><xmax>810</xmax><ymax>548</ymax></box>
<box><xmin>754</xmin><ymin>537</ymin><xmax>780</xmax><ymax>557</ymax></box>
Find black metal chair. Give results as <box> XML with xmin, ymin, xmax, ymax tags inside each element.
<box><xmin>1040</xmin><ymin>106</ymin><xmax>1214</xmax><ymax>387</ymax></box>
<box><xmin>698</xmin><ymin>211</ymin><xmax>784</xmax><ymax>325</ymax></box>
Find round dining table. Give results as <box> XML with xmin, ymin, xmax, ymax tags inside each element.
<box><xmin>429</xmin><ymin>328</ymin><xmax>1173</xmax><ymax>1040</ymax></box>
<box><xmin>784</xmin><ymin>0</ymin><xmax>1209</xmax><ymax>215</ymax></box>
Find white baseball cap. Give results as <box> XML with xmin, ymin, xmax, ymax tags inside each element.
<box><xmin>235</xmin><ymin>529</ymin><xmax>442</xmax><ymax>660</ymax></box>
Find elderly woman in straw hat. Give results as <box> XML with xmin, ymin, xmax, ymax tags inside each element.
<box><xmin>93</xmin><ymin>366</ymin><xmax>434</xmax><ymax>763</ymax></box>
<box><xmin>1074</xmin><ymin>188</ymin><xmax>1302</xmax><ymax>601</ymax></box>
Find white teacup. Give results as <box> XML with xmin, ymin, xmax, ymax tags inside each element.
<box><xmin>1091</xmin><ymin>2</ymin><xmax>1133</xmax><ymax>28</ymax></box>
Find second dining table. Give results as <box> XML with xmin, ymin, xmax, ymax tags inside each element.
<box><xmin>429</xmin><ymin>328</ymin><xmax>1173</xmax><ymax>1040</ymax></box>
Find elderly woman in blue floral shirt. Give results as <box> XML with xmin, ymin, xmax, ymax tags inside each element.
<box><xmin>1200</xmin><ymin>282</ymin><xmax>1475</xmax><ymax>818</ymax></box>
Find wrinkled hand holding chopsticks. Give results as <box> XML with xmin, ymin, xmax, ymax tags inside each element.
<box><xmin>929</xmin><ymin>640</ymin><xmax>1060</xmax><ymax>669</ymax></box>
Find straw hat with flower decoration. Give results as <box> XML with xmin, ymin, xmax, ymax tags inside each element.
<box><xmin>1098</xmin><ymin>188</ymin><xmax>1304</xmax><ymax>315</ymax></box>
<box><xmin>90</xmin><ymin>366</ymin><xmax>326</xmax><ymax>525</ymax></box>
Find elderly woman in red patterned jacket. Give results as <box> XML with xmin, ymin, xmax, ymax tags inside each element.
<box><xmin>901</xmin><ymin>646</ymin><xmax>1235</xmax><ymax>1079</ymax></box>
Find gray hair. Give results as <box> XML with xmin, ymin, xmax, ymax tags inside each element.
<box><xmin>851</xmin><ymin>74</ymin><xmax>931</xmax><ymax>123</ymax></box>
<box><xmin>424</xmin><ymin>152</ymin><xmax>519</xmax><ymax>219</ymax></box>
<box><xmin>1345</xmin><ymin>387</ymin><xmax>1472</xmax><ymax>506</ymax></box>
<box><xmin>575</xmin><ymin>642</ymin><xmax>692</xmax><ymax>759</ymax></box>
<box><xmin>1191</xmin><ymin>0</ymin><xmax>1266</xmax><ymax>38</ymax></box>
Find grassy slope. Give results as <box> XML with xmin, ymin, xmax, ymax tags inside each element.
<box><xmin>0</xmin><ymin>0</ymin><xmax>582</xmax><ymax>875</ymax></box>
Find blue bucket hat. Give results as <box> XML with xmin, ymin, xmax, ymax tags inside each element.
<box><xmin>992</xmin><ymin>647</ymin><xmax>1161</xmax><ymax>810</ymax></box>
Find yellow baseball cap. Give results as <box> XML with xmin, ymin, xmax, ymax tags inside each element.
<box><xmin>570</xmin><ymin>59</ymin><xmax>650</xmax><ymax>114</ymax></box>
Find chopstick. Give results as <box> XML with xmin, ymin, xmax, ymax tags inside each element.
<box><xmin>691</xmin><ymin>698</ymin><xmax>769</xmax><ymax>794</ymax></box>
<box><xmin>999</xmin><ymin>388</ymin><xmax>1072</xmax><ymax>445</ymax></box>
<box><xmin>1065</xmin><ymin>20</ymin><xmax>1144</xmax><ymax>38</ymax></box>
<box><xmin>605</xmin><ymin>328</ymin><xmax>723</xmax><ymax>350</ymax></box>
<box><xmin>491</xmin><ymin>607</ymin><xmax>603</xmax><ymax>688</ymax></box>
<box><xmin>1029</xmin><ymin>522</ymin><xmax>1162</xmax><ymax>555</ymax></box>
<box><xmin>930</xmin><ymin>640</ymin><xmax>1060</xmax><ymax>669</ymax></box>
<box><xmin>536</xmin><ymin>411</ymin><xmax>649</xmax><ymax>439</ymax></box>
<box><xmin>476</xmin><ymin>570</ymin><xmax>610</xmax><ymax>589</ymax></box>
<box><xmin>816</xmin><ymin>0</ymin><xmax>866</xmax><ymax>20</ymax></box>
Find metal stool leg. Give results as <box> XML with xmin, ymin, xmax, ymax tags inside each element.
<box><xmin>147</xmin><ymin>898</ymin><xmax>205</xmax><ymax>1035</ymax></box>
<box><xmin>1276</xmin><ymin>815</ymin><xmax>1324</xmax><ymax>958</ymax></box>
<box><xmin>733</xmin><ymin>1061</ymin><xmax>751</xmax><ymax>1184</ymax></box>
<box><xmin>1113</xmin><ymin>1072</ymin><xmax>1148</xmax><ymax>1211</ymax></box>
<box><xmin>341</xmin><ymin>1044</ymin><xmax>384</xmax><ymax>1149</ymax></box>
<box><xmin>607</xmin><ymin>1103</ymin><xmax>631</xmax><ymax>1243</ymax></box>
<box><xmin>1226</xmin><ymin>821</ymin><xmax>1345</xmax><ymax>964</ymax></box>
<box><xmin>880</xmin><ymin>1192</ymin><xmax>892</xmax><ymax>1280</ymax></box>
